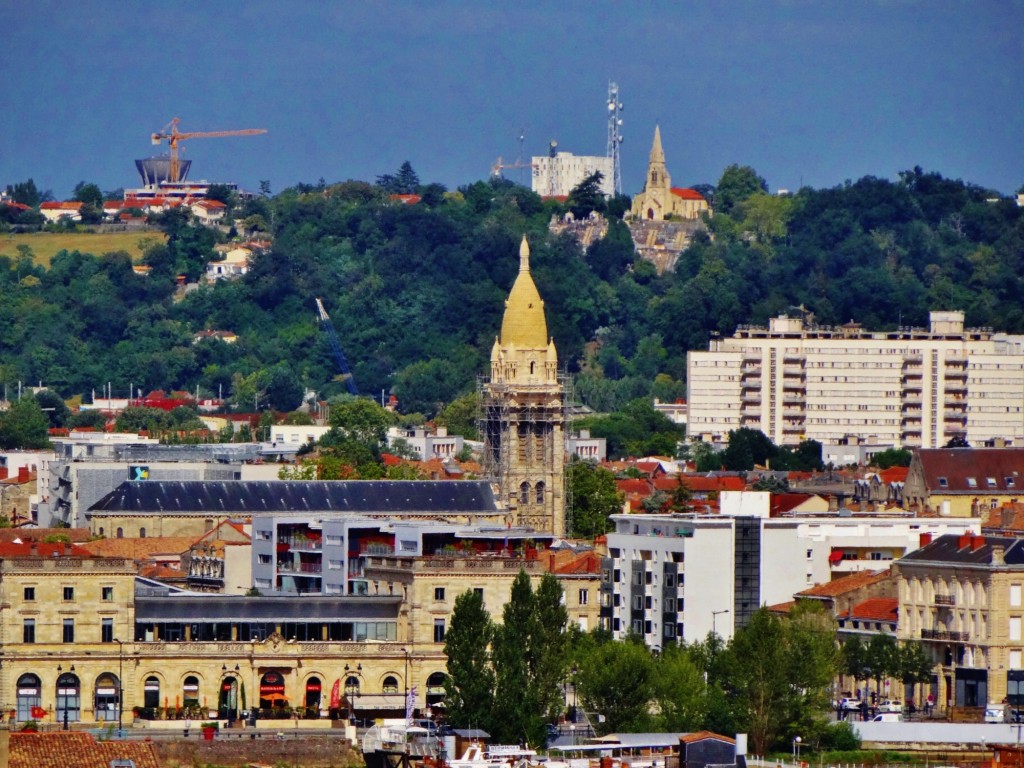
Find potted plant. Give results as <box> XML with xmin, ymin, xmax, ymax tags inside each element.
<box><xmin>200</xmin><ymin>721</ymin><xmax>219</xmax><ymax>740</ymax></box>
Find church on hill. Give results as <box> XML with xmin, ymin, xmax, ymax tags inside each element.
<box><xmin>630</xmin><ymin>125</ymin><xmax>710</xmax><ymax>221</ymax></box>
<box><xmin>480</xmin><ymin>236</ymin><xmax>566</xmax><ymax>537</ymax></box>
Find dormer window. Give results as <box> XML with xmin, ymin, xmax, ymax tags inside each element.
<box><xmin>967</xmin><ymin>477</ymin><xmax>977</xmax><ymax>488</ymax></box>
<box><xmin>938</xmin><ymin>477</ymin><xmax>948</xmax><ymax>488</ymax></box>
<box><xmin>1006</xmin><ymin>477</ymin><xmax>1016</xmax><ymax>488</ymax></box>
<box><xmin>988</xmin><ymin>477</ymin><xmax>998</xmax><ymax>488</ymax></box>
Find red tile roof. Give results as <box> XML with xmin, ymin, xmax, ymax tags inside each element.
<box><xmin>0</xmin><ymin>542</ymin><xmax>92</xmax><ymax>557</ymax></box>
<box><xmin>796</xmin><ymin>568</ymin><xmax>891</xmax><ymax>598</ymax></box>
<box><xmin>670</xmin><ymin>187</ymin><xmax>706</xmax><ymax>201</ymax></box>
<box><xmin>680</xmin><ymin>731</ymin><xmax>735</xmax><ymax>745</ymax></box>
<box><xmin>389</xmin><ymin>194</ymin><xmax>421</xmax><ymax>204</ymax></box>
<box><xmin>10</xmin><ymin>731</ymin><xmax>160</xmax><ymax>768</ymax></box>
<box><xmin>771</xmin><ymin>493</ymin><xmax>817</xmax><ymax>515</ymax></box>
<box><xmin>879</xmin><ymin>466</ymin><xmax>909</xmax><ymax>483</ymax></box>
<box><xmin>839</xmin><ymin>597</ymin><xmax>898</xmax><ymax>623</ymax></box>
<box><xmin>40</xmin><ymin>201</ymin><xmax>83</xmax><ymax>210</ymax></box>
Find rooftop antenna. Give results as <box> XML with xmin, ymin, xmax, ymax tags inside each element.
<box><xmin>606</xmin><ymin>81</ymin><xmax>624</xmax><ymax>196</ymax></box>
<box><xmin>517</xmin><ymin>128</ymin><xmax>525</xmax><ymax>185</ymax></box>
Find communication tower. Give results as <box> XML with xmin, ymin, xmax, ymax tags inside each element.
<box><xmin>606</xmin><ymin>81</ymin><xmax>624</xmax><ymax>195</ymax></box>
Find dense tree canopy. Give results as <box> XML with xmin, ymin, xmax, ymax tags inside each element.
<box><xmin>0</xmin><ymin>165</ymin><xmax>1020</xmax><ymax>441</ymax></box>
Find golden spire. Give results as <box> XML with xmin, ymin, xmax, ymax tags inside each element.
<box><xmin>500</xmin><ymin>236</ymin><xmax>548</xmax><ymax>349</ymax></box>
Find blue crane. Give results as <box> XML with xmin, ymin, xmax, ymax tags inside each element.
<box><xmin>315</xmin><ymin>298</ymin><xmax>358</xmax><ymax>395</ymax></box>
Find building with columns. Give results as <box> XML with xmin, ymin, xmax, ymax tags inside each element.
<box><xmin>481</xmin><ymin>236</ymin><xmax>566</xmax><ymax>537</ymax></box>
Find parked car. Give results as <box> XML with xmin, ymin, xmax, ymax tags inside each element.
<box><xmin>878</xmin><ymin>699</ymin><xmax>903</xmax><ymax>713</ymax></box>
<box><xmin>839</xmin><ymin>697</ymin><xmax>862</xmax><ymax>712</ymax></box>
<box><xmin>873</xmin><ymin>712</ymin><xmax>903</xmax><ymax>722</ymax></box>
<box><xmin>985</xmin><ymin>705</ymin><xmax>1007</xmax><ymax>723</ymax></box>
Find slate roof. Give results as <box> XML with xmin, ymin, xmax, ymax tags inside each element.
<box><xmin>899</xmin><ymin>532</ymin><xmax>1024</xmax><ymax>565</ymax></box>
<box><xmin>135</xmin><ymin>594</ymin><xmax>401</xmax><ymax>621</ymax></box>
<box><xmin>88</xmin><ymin>480</ymin><xmax>498</xmax><ymax>515</ymax></box>
<box><xmin>10</xmin><ymin>732</ymin><xmax>160</xmax><ymax>768</ymax></box>
<box><xmin>916</xmin><ymin>448</ymin><xmax>1024</xmax><ymax>494</ymax></box>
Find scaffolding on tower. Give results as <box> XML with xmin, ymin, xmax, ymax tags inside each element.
<box><xmin>606</xmin><ymin>81</ymin><xmax>624</xmax><ymax>196</ymax></box>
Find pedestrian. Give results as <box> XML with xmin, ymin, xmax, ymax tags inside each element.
<box><xmin>184</xmin><ymin>716</ymin><xmax>191</xmax><ymax>738</ymax></box>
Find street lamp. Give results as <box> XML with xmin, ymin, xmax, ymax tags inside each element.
<box><xmin>113</xmin><ymin>638</ymin><xmax>124</xmax><ymax>736</ymax></box>
<box><xmin>344</xmin><ymin>663</ymin><xmax>362</xmax><ymax>724</ymax></box>
<box><xmin>400</xmin><ymin>648</ymin><xmax>411</xmax><ymax>724</ymax></box>
<box><xmin>712</xmin><ymin>609</ymin><xmax>730</xmax><ymax>637</ymax></box>
<box><xmin>792</xmin><ymin>736</ymin><xmax>802</xmax><ymax>764</ymax></box>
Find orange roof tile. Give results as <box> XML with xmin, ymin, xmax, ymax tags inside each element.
<box><xmin>670</xmin><ymin>187</ymin><xmax>706</xmax><ymax>201</ymax></box>
<box><xmin>0</xmin><ymin>541</ymin><xmax>92</xmax><ymax>557</ymax></box>
<box><xmin>10</xmin><ymin>731</ymin><xmax>160</xmax><ymax>768</ymax></box>
<box><xmin>680</xmin><ymin>731</ymin><xmax>735</xmax><ymax>744</ymax></box>
<box><xmin>79</xmin><ymin>536</ymin><xmax>195</xmax><ymax>560</ymax></box>
<box><xmin>796</xmin><ymin>568</ymin><xmax>891</xmax><ymax>598</ymax></box>
<box><xmin>879</xmin><ymin>466</ymin><xmax>909</xmax><ymax>483</ymax></box>
<box><xmin>839</xmin><ymin>597</ymin><xmax>899</xmax><ymax>623</ymax></box>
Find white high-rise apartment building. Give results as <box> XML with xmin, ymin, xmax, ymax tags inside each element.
<box><xmin>687</xmin><ymin>311</ymin><xmax>1024</xmax><ymax>450</ymax></box>
<box><xmin>532</xmin><ymin>152</ymin><xmax>614</xmax><ymax>198</ymax></box>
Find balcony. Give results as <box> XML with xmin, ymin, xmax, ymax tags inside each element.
<box><xmin>921</xmin><ymin>628</ymin><xmax>969</xmax><ymax>642</ymax></box>
<box><xmin>279</xmin><ymin>536</ymin><xmax>322</xmax><ymax>551</ymax></box>
<box><xmin>934</xmin><ymin>594</ymin><xmax>956</xmax><ymax>606</ymax></box>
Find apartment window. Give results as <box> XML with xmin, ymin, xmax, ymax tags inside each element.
<box><xmin>645</xmin><ymin>596</ymin><xmax>653</xmax><ymax>610</ymax></box>
<box><xmin>23</xmin><ymin>587</ymin><xmax>35</xmax><ymax>601</ymax></box>
<box><xmin>433</xmin><ymin>619</ymin><xmax>446</xmax><ymax>643</ymax></box>
<box><xmin>102</xmin><ymin>587</ymin><xmax>113</xmax><ymax>601</ymax></box>
<box><xmin>665</xmin><ymin>598</ymin><xmax>676</xmax><ymax>613</ymax></box>
<box><xmin>664</xmin><ymin>624</ymin><xmax>675</xmax><ymax>638</ymax></box>
<box><xmin>23</xmin><ymin>619</ymin><xmax>35</xmax><ymax>644</ymax></box>
<box><xmin>806</xmin><ymin>549</ymin><xmax>813</xmax><ymax>560</ymax></box>
<box><xmin>632</xmin><ymin>595</ymin><xmax>643</xmax><ymax>610</ymax></box>
<box><xmin>967</xmin><ymin>477</ymin><xmax>978</xmax><ymax>488</ymax></box>
<box><xmin>62</xmin><ymin>619</ymin><xmax>75</xmax><ymax>643</ymax></box>
<box><xmin>434</xmin><ymin>587</ymin><xmax>446</xmax><ymax>601</ymax></box>
<box><xmin>101</xmin><ymin>618</ymin><xmax>114</xmax><ymax>643</ymax></box>
<box><xmin>644</xmin><ymin>621</ymin><xmax>652</xmax><ymax>634</ymax></box>
<box><xmin>631</xmin><ymin>619</ymin><xmax>643</xmax><ymax>634</ymax></box>
<box><xmin>578</xmin><ymin>589</ymin><xmax>589</xmax><ymax>605</ymax></box>
<box><xmin>327</xmin><ymin>559</ymin><xmax>343</xmax><ymax>570</ymax></box>
<box><xmin>1011</xmin><ymin>617</ymin><xmax>1022</xmax><ymax>642</ymax></box>
<box><xmin>259</xmin><ymin>530</ymin><xmax>272</xmax><ymax>540</ymax></box>
<box><xmin>1012</xmin><ymin>584</ymin><xmax>1022</xmax><ymax>608</ymax></box>
<box><xmin>258</xmin><ymin>554</ymin><xmax>272</xmax><ymax>565</ymax></box>
<box><xmin>665</xmin><ymin>573</ymin><xmax>675</xmax><ymax>588</ymax></box>
<box><xmin>474</xmin><ymin>587</ymin><xmax>484</xmax><ymax>601</ymax></box>
<box><xmin>63</xmin><ymin>586</ymin><xmax>74</xmax><ymax>601</ymax></box>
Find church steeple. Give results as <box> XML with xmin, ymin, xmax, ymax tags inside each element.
<box><xmin>650</xmin><ymin>124</ymin><xmax>665</xmax><ymax>164</ymax></box>
<box><xmin>499</xmin><ymin>235</ymin><xmax>549</xmax><ymax>350</ymax></box>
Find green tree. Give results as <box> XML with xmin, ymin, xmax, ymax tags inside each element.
<box><xmin>721</xmin><ymin>427</ymin><xmax>777</xmax><ymax>471</ymax></box>
<box><xmin>444</xmin><ymin>589</ymin><xmax>496</xmax><ymax>731</ymax></box>
<box><xmin>72</xmin><ymin>181</ymin><xmax>103</xmax><ymax>208</ymax></box>
<box><xmin>6</xmin><ymin>178</ymin><xmax>49</xmax><ymax>207</ymax></box>
<box><xmin>576</xmin><ymin>638</ymin><xmax>656</xmax><ymax>733</ymax></box>
<box><xmin>898</xmin><ymin>641</ymin><xmax>933</xmax><ymax>707</ymax></box>
<box><xmin>652</xmin><ymin>645</ymin><xmax>707</xmax><ymax>731</ymax></box>
<box><xmin>436</xmin><ymin>391</ymin><xmax>479</xmax><ymax>440</ymax></box>
<box><xmin>716</xmin><ymin>164</ymin><xmax>768</xmax><ymax>215</ymax></box>
<box><xmin>865</xmin><ymin>634</ymin><xmax>901</xmax><ymax>702</ymax></box>
<box><xmin>871</xmin><ymin>447</ymin><xmax>912</xmax><ymax>469</ymax></box>
<box><xmin>33</xmin><ymin>389</ymin><xmax>70</xmax><ymax>428</ymax></box>
<box><xmin>567</xmin><ymin>172</ymin><xmax>607</xmax><ymax>220</ymax></box>
<box><xmin>0</xmin><ymin>398</ymin><xmax>51</xmax><ymax>449</ymax></box>
<box><xmin>492</xmin><ymin>571</ymin><xmax>537</xmax><ymax>743</ymax></box>
<box><xmin>567</xmin><ymin>459</ymin><xmax>623</xmax><ymax>538</ymax></box>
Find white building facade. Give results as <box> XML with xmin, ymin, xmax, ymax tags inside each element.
<box><xmin>601</xmin><ymin>506</ymin><xmax>980</xmax><ymax>649</ymax></box>
<box><xmin>688</xmin><ymin>311</ymin><xmax>1024</xmax><ymax>450</ymax></box>
<box><xmin>532</xmin><ymin>152</ymin><xmax>614</xmax><ymax>198</ymax></box>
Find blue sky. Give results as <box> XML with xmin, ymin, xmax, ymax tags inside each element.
<box><xmin>3</xmin><ymin>1</ymin><xmax>1022</xmax><ymax>200</ymax></box>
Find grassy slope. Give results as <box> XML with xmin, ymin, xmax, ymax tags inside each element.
<box><xmin>0</xmin><ymin>231</ymin><xmax>167</xmax><ymax>266</ymax></box>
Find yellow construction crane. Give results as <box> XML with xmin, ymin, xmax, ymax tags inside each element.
<box><xmin>151</xmin><ymin>117</ymin><xmax>267</xmax><ymax>183</ymax></box>
<box><xmin>490</xmin><ymin>156</ymin><xmax>537</xmax><ymax>178</ymax></box>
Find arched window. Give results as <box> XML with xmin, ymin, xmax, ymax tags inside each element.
<box><xmin>304</xmin><ymin>676</ymin><xmax>322</xmax><ymax>714</ymax></box>
<box><xmin>56</xmin><ymin>672</ymin><xmax>80</xmax><ymax>723</ymax></box>
<box><xmin>425</xmin><ymin>672</ymin><xmax>447</xmax><ymax>705</ymax></box>
<box><xmin>382</xmin><ymin>675</ymin><xmax>399</xmax><ymax>693</ymax></box>
<box><xmin>16</xmin><ymin>673</ymin><xmax>41</xmax><ymax>722</ymax></box>
<box><xmin>519</xmin><ymin>482</ymin><xmax>530</xmax><ymax>504</ymax></box>
<box><xmin>535</xmin><ymin>481</ymin><xmax>545</xmax><ymax>504</ymax></box>
<box><xmin>143</xmin><ymin>676</ymin><xmax>160</xmax><ymax>710</ymax></box>
<box><xmin>647</xmin><ymin>208</ymin><xmax>655</xmax><ymax>220</ymax></box>
<box><xmin>94</xmin><ymin>672</ymin><xmax>120</xmax><ymax>721</ymax></box>
<box><xmin>116</xmin><ymin>527</ymin><xmax>123</xmax><ymax>539</ymax></box>
<box><xmin>183</xmin><ymin>675</ymin><xmax>200</xmax><ymax>708</ymax></box>
<box><xmin>529</xmin><ymin>361</ymin><xmax>535</xmax><ymax>375</ymax></box>
<box><xmin>139</xmin><ymin>527</ymin><xmax>146</xmax><ymax>538</ymax></box>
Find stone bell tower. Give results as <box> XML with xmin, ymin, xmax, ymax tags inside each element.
<box><xmin>480</xmin><ymin>236</ymin><xmax>565</xmax><ymax>536</ymax></box>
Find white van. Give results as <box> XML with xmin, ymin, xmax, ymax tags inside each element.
<box><xmin>985</xmin><ymin>705</ymin><xmax>1006</xmax><ymax>723</ymax></box>
<box><xmin>872</xmin><ymin>712</ymin><xmax>903</xmax><ymax>722</ymax></box>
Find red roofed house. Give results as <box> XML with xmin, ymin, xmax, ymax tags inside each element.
<box><xmin>38</xmin><ymin>201</ymin><xmax>83</xmax><ymax>223</ymax></box>
<box><xmin>190</xmin><ymin>198</ymin><xmax>227</xmax><ymax>222</ymax></box>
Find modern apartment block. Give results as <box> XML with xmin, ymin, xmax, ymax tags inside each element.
<box><xmin>532</xmin><ymin>151</ymin><xmax>614</xmax><ymax>198</ymax></box>
<box><xmin>688</xmin><ymin>311</ymin><xmax>1024</xmax><ymax>450</ymax></box>
<box><xmin>600</xmin><ymin>505</ymin><xmax>979</xmax><ymax>648</ymax></box>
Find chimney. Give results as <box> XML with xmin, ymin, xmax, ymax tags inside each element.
<box><xmin>958</xmin><ymin>533</ymin><xmax>972</xmax><ymax>550</ymax></box>
<box><xmin>0</xmin><ymin>467</ymin><xmax>7</xmax><ymax>480</ymax></box>
<box><xmin>16</xmin><ymin>466</ymin><xmax>28</xmax><ymax>482</ymax></box>
<box><xmin>919</xmin><ymin>532</ymin><xmax>933</xmax><ymax>548</ymax></box>
<box><xmin>972</xmin><ymin>535</ymin><xmax>985</xmax><ymax>551</ymax></box>
<box><xmin>828</xmin><ymin>495</ymin><xmax>838</xmax><ymax>512</ymax></box>
<box><xmin>993</xmin><ymin>544</ymin><xmax>1006</xmax><ymax>566</ymax></box>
